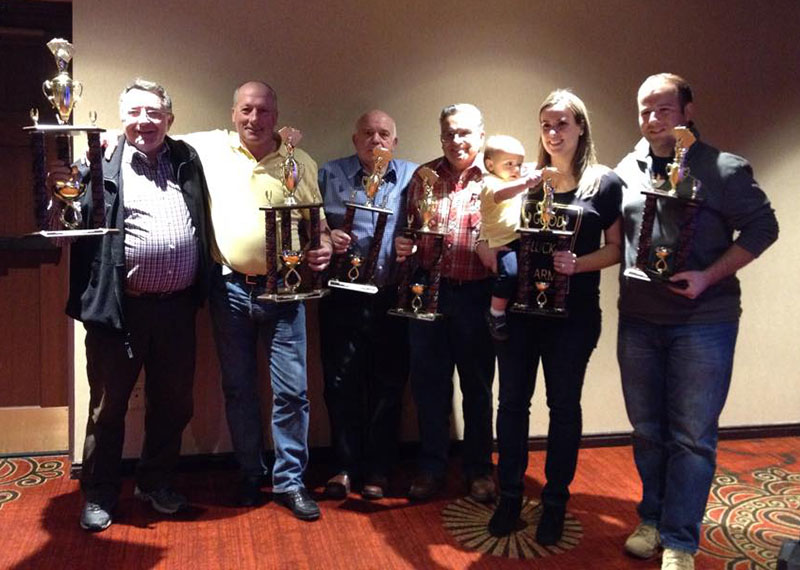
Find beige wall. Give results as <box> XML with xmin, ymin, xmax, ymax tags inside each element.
<box><xmin>70</xmin><ymin>0</ymin><xmax>799</xmax><ymax>459</ymax></box>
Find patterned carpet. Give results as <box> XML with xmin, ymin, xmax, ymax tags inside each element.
<box><xmin>0</xmin><ymin>456</ymin><xmax>64</xmax><ymax>509</ymax></box>
<box><xmin>443</xmin><ymin>466</ymin><xmax>800</xmax><ymax>568</ymax></box>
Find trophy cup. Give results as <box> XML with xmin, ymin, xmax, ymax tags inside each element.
<box><xmin>624</xmin><ymin>126</ymin><xmax>704</xmax><ymax>283</ymax></box>
<box><xmin>258</xmin><ymin>126</ymin><xmax>328</xmax><ymax>302</ymax></box>
<box><xmin>328</xmin><ymin>146</ymin><xmax>395</xmax><ymax>294</ymax></box>
<box><xmin>511</xmin><ymin>174</ymin><xmax>579</xmax><ymax>317</ymax></box>
<box><xmin>24</xmin><ymin>38</ymin><xmax>113</xmax><ymax>237</ymax></box>
<box><xmin>389</xmin><ymin>167</ymin><xmax>448</xmax><ymax>321</ymax></box>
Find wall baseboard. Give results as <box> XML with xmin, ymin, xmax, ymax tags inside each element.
<box><xmin>68</xmin><ymin>423</ymin><xmax>800</xmax><ymax>479</ymax></box>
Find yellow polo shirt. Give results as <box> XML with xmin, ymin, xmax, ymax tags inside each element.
<box><xmin>479</xmin><ymin>173</ymin><xmax>522</xmax><ymax>248</ymax></box>
<box><xmin>184</xmin><ymin>130</ymin><xmax>324</xmax><ymax>275</ymax></box>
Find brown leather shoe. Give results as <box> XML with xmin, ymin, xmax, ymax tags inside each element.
<box><xmin>468</xmin><ymin>475</ymin><xmax>496</xmax><ymax>503</ymax></box>
<box><xmin>325</xmin><ymin>472</ymin><xmax>351</xmax><ymax>499</ymax></box>
<box><xmin>361</xmin><ymin>475</ymin><xmax>388</xmax><ymax>500</ymax></box>
<box><xmin>408</xmin><ymin>473</ymin><xmax>444</xmax><ymax>501</ymax></box>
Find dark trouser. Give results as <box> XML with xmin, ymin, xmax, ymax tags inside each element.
<box><xmin>495</xmin><ymin>309</ymin><xmax>601</xmax><ymax>506</ymax></box>
<box><xmin>320</xmin><ymin>287</ymin><xmax>409</xmax><ymax>479</ymax></box>
<box><xmin>492</xmin><ymin>240</ymin><xmax>519</xmax><ymax>300</ymax></box>
<box><xmin>408</xmin><ymin>278</ymin><xmax>495</xmax><ymax>479</ymax></box>
<box><xmin>81</xmin><ymin>292</ymin><xmax>196</xmax><ymax>498</ymax></box>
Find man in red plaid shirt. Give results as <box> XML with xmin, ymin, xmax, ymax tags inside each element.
<box><xmin>395</xmin><ymin>103</ymin><xmax>496</xmax><ymax>502</ymax></box>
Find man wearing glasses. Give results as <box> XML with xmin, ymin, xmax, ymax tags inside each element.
<box><xmin>50</xmin><ymin>79</ymin><xmax>212</xmax><ymax>531</ymax></box>
<box><xmin>395</xmin><ymin>103</ymin><xmax>496</xmax><ymax>502</ymax></box>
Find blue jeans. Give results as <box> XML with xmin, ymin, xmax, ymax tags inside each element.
<box><xmin>408</xmin><ymin>278</ymin><xmax>495</xmax><ymax>479</ymax></box>
<box><xmin>617</xmin><ymin>317</ymin><xmax>739</xmax><ymax>553</ymax></box>
<box><xmin>209</xmin><ymin>267</ymin><xmax>309</xmax><ymax>493</ymax></box>
<box><xmin>495</xmin><ymin>310</ymin><xmax>600</xmax><ymax>505</ymax></box>
<box><xmin>492</xmin><ymin>241</ymin><xmax>519</xmax><ymax>300</ymax></box>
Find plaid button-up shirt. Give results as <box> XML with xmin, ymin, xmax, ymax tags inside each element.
<box><xmin>406</xmin><ymin>156</ymin><xmax>488</xmax><ymax>281</ymax></box>
<box><xmin>122</xmin><ymin>143</ymin><xmax>198</xmax><ymax>293</ymax></box>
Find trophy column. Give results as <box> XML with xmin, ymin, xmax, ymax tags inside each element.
<box><xmin>24</xmin><ymin>38</ymin><xmax>115</xmax><ymax>238</ymax></box>
<box><xmin>257</xmin><ymin>126</ymin><xmax>328</xmax><ymax>302</ymax></box>
<box><xmin>388</xmin><ymin>166</ymin><xmax>447</xmax><ymax>321</ymax></box>
<box><xmin>328</xmin><ymin>147</ymin><xmax>395</xmax><ymax>295</ymax></box>
<box><xmin>625</xmin><ymin>126</ymin><xmax>704</xmax><ymax>283</ymax></box>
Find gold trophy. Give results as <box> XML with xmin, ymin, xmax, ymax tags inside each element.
<box><xmin>626</xmin><ymin>126</ymin><xmax>704</xmax><ymax>283</ymax></box>
<box><xmin>258</xmin><ymin>126</ymin><xmax>327</xmax><ymax>302</ymax></box>
<box><xmin>328</xmin><ymin>146</ymin><xmax>396</xmax><ymax>294</ymax></box>
<box><xmin>24</xmin><ymin>38</ymin><xmax>112</xmax><ymax>237</ymax></box>
<box><xmin>512</xmin><ymin>172</ymin><xmax>578</xmax><ymax>317</ymax></box>
<box><xmin>389</xmin><ymin>166</ymin><xmax>448</xmax><ymax>321</ymax></box>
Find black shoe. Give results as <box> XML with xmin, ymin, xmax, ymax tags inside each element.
<box><xmin>80</xmin><ymin>494</ymin><xmax>117</xmax><ymax>532</ymax></box>
<box><xmin>407</xmin><ymin>473</ymin><xmax>445</xmax><ymax>501</ymax></box>
<box><xmin>536</xmin><ymin>505</ymin><xmax>566</xmax><ymax>545</ymax></box>
<box><xmin>274</xmin><ymin>487</ymin><xmax>320</xmax><ymax>521</ymax></box>
<box><xmin>237</xmin><ymin>476</ymin><xmax>264</xmax><ymax>507</ymax></box>
<box><xmin>485</xmin><ymin>310</ymin><xmax>509</xmax><ymax>341</ymax></box>
<box><xmin>324</xmin><ymin>471</ymin><xmax>351</xmax><ymax>500</ymax></box>
<box><xmin>488</xmin><ymin>496</ymin><xmax>523</xmax><ymax>537</ymax></box>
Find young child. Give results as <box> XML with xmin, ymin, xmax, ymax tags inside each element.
<box><xmin>479</xmin><ymin>135</ymin><xmax>543</xmax><ymax>341</ymax></box>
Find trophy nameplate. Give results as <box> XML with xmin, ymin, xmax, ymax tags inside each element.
<box><xmin>624</xmin><ymin>126</ymin><xmax>704</xmax><ymax>284</ymax></box>
<box><xmin>258</xmin><ymin>126</ymin><xmax>328</xmax><ymax>302</ymax></box>
<box><xmin>24</xmin><ymin>38</ymin><xmax>116</xmax><ymax>238</ymax></box>
<box><xmin>389</xmin><ymin>166</ymin><xmax>447</xmax><ymax>321</ymax></box>
<box><xmin>511</xmin><ymin>177</ymin><xmax>580</xmax><ymax>317</ymax></box>
<box><xmin>328</xmin><ymin>147</ymin><xmax>395</xmax><ymax>295</ymax></box>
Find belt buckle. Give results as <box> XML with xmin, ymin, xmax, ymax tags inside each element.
<box><xmin>245</xmin><ymin>274</ymin><xmax>258</xmax><ymax>286</ymax></box>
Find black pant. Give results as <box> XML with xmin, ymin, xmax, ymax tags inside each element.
<box><xmin>81</xmin><ymin>292</ymin><xmax>196</xmax><ymax>497</ymax></box>
<box><xmin>319</xmin><ymin>287</ymin><xmax>409</xmax><ymax>478</ymax></box>
<box><xmin>494</xmin><ymin>309</ymin><xmax>601</xmax><ymax>506</ymax></box>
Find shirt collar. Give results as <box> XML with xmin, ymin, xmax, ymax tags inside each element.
<box><xmin>228</xmin><ymin>130</ymin><xmax>284</xmax><ymax>162</ymax></box>
<box><xmin>123</xmin><ymin>139</ymin><xmax>169</xmax><ymax>166</ymax></box>
<box><xmin>343</xmin><ymin>154</ymin><xmax>398</xmax><ymax>184</ymax></box>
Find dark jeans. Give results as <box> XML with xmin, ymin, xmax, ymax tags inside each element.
<box><xmin>320</xmin><ymin>287</ymin><xmax>409</xmax><ymax>479</ymax></box>
<box><xmin>495</xmin><ymin>309</ymin><xmax>601</xmax><ymax>506</ymax></box>
<box><xmin>492</xmin><ymin>240</ymin><xmax>519</xmax><ymax>300</ymax></box>
<box><xmin>408</xmin><ymin>278</ymin><xmax>495</xmax><ymax>479</ymax></box>
<box><xmin>81</xmin><ymin>292</ymin><xmax>196</xmax><ymax>498</ymax></box>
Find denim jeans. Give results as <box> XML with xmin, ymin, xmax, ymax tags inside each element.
<box><xmin>492</xmin><ymin>241</ymin><xmax>519</xmax><ymax>300</ymax></box>
<box><xmin>617</xmin><ymin>317</ymin><xmax>739</xmax><ymax>553</ymax></box>
<box><xmin>495</xmin><ymin>309</ymin><xmax>601</xmax><ymax>505</ymax></box>
<box><xmin>408</xmin><ymin>278</ymin><xmax>495</xmax><ymax>479</ymax></box>
<box><xmin>209</xmin><ymin>267</ymin><xmax>309</xmax><ymax>492</ymax></box>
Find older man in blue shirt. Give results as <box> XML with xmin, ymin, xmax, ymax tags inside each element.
<box><xmin>319</xmin><ymin>110</ymin><xmax>417</xmax><ymax>500</ymax></box>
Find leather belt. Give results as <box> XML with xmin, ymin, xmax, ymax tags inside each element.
<box><xmin>124</xmin><ymin>287</ymin><xmax>191</xmax><ymax>300</ymax></box>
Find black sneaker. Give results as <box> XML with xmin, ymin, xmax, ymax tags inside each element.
<box><xmin>134</xmin><ymin>486</ymin><xmax>188</xmax><ymax>514</ymax></box>
<box><xmin>274</xmin><ymin>487</ymin><xmax>320</xmax><ymax>521</ymax></box>
<box><xmin>486</xmin><ymin>310</ymin><xmax>509</xmax><ymax>341</ymax></box>
<box><xmin>80</xmin><ymin>495</ymin><xmax>116</xmax><ymax>532</ymax></box>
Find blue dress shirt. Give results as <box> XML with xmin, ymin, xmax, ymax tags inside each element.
<box><xmin>319</xmin><ymin>154</ymin><xmax>418</xmax><ymax>286</ymax></box>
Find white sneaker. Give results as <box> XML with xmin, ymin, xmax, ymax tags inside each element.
<box><xmin>624</xmin><ymin>522</ymin><xmax>661</xmax><ymax>558</ymax></box>
<box><xmin>662</xmin><ymin>547</ymin><xmax>695</xmax><ymax>570</ymax></box>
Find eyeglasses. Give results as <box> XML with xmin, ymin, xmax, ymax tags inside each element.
<box><xmin>440</xmin><ymin>129</ymin><xmax>475</xmax><ymax>143</ymax></box>
<box><xmin>126</xmin><ymin>107</ymin><xmax>170</xmax><ymax>122</ymax></box>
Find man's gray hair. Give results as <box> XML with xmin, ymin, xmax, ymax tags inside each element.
<box><xmin>439</xmin><ymin>103</ymin><xmax>483</xmax><ymax>129</ymax></box>
<box><xmin>119</xmin><ymin>78</ymin><xmax>173</xmax><ymax>113</ymax></box>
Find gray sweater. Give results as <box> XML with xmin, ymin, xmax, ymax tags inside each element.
<box><xmin>615</xmin><ymin>134</ymin><xmax>778</xmax><ymax>324</ymax></box>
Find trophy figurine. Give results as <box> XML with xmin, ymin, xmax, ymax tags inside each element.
<box><xmin>625</xmin><ymin>126</ymin><xmax>704</xmax><ymax>283</ymax></box>
<box><xmin>389</xmin><ymin>167</ymin><xmax>448</xmax><ymax>321</ymax></box>
<box><xmin>511</xmin><ymin>174</ymin><xmax>578</xmax><ymax>317</ymax></box>
<box><xmin>258</xmin><ymin>126</ymin><xmax>327</xmax><ymax>302</ymax></box>
<box><xmin>24</xmin><ymin>38</ymin><xmax>112</xmax><ymax>237</ymax></box>
<box><xmin>328</xmin><ymin>146</ymin><xmax>395</xmax><ymax>294</ymax></box>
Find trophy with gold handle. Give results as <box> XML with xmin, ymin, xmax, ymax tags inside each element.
<box><xmin>625</xmin><ymin>125</ymin><xmax>704</xmax><ymax>284</ymax></box>
<box><xmin>328</xmin><ymin>146</ymin><xmax>395</xmax><ymax>294</ymax></box>
<box><xmin>389</xmin><ymin>166</ymin><xmax>448</xmax><ymax>321</ymax></box>
<box><xmin>24</xmin><ymin>38</ymin><xmax>113</xmax><ymax>237</ymax></box>
<box><xmin>258</xmin><ymin>126</ymin><xmax>327</xmax><ymax>302</ymax></box>
<box><xmin>512</xmin><ymin>171</ymin><xmax>578</xmax><ymax>317</ymax></box>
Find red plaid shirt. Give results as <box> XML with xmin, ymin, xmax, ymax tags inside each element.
<box><xmin>406</xmin><ymin>156</ymin><xmax>488</xmax><ymax>281</ymax></box>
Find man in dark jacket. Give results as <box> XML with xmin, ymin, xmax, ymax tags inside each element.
<box><xmin>51</xmin><ymin>78</ymin><xmax>211</xmax><ymax>532</ymax></box>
